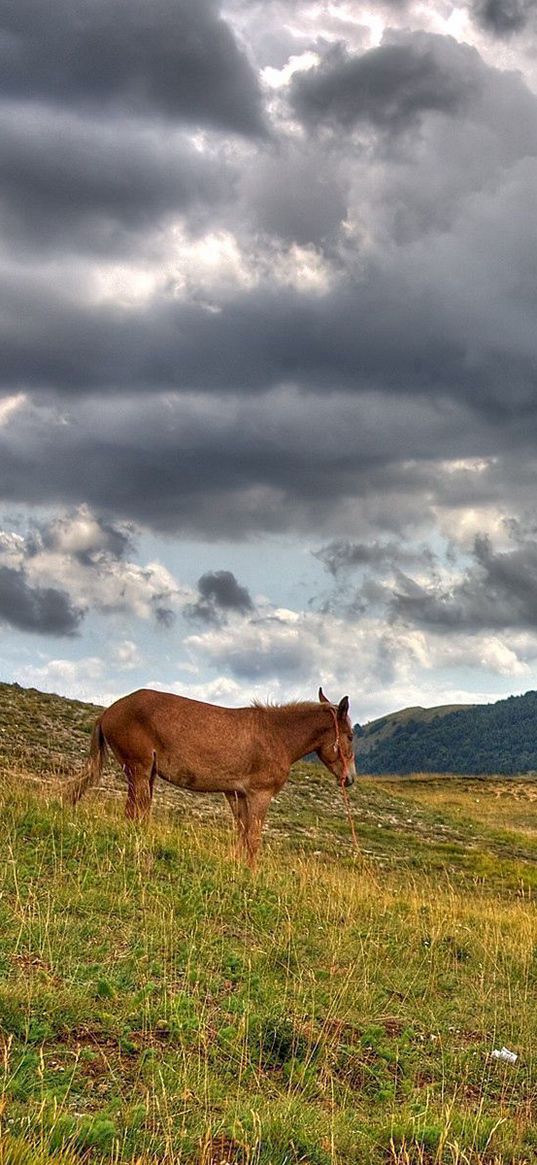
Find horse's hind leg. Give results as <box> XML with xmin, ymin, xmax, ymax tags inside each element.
<box><xmin>125</xmin><ymin>752</ymin><xmax>157</xmax><ymax>822</ymax></box>
<box><xmin>224</xmin><ymin>790</ymin><xmax>273</xmax><ymax>868</ymax></box>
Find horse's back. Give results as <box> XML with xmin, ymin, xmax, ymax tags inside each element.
<box><xmin>103</xmin><ymin>688</ymin><xmax>247</xmax><ymax>725</ymax></box>
<box><xmin>99</xmin><ymin>688</ymin><xmax>259</xmax><ymax>785</ymax></box>
<box><xmin>100</xmin><ymin>688</ymin><xmax>254</xmax><ymax>753</ymax></box>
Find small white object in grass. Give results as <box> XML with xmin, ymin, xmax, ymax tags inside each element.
<box><xmin>491</xmin><ymin>1047</ymin><xmax>518</xmax><ymax>1063</ymax></box>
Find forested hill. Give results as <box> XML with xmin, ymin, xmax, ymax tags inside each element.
<box><xmin>354</xmin><ymin>690</ymin><xmax>537</xmax><ymax>775</ymax></box>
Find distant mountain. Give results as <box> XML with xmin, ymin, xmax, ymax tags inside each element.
<box><xmin>354</xmin><ymin>690</ymin><xmax>537</xmax><ymax>775</ymax></box>
<box><xmin>355</xmin><ymin>703</ymin><xmax>474</xmax><ymax>755</ymax></box>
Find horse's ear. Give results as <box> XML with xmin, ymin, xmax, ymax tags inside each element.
<box><xmin>319</xmin><ymin>687</ymin><xmax>330</xmax><ymax>703</ymax></box>
<box><xmin>337</xmin><ymin>696</ymin><xmax>349</xmax><ymax>719</ymax></box>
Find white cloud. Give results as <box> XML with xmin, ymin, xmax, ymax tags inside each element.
<box><xmin>477</xmin><ymin>638</ymin><xmax>531</xmax><ymax>676</ymax></box>
<box><xmin>15</xmin><ymin>506</ymin><xmax>193</xmax><ymax>621</ymax></box>
<box><xmin>168</xmin><ymin>227</ymin><xmax>334</xmax><ymax>298</ymax></box>
<box><xmin>185</xmin><ymin>606</ymin><xmax>431</xmax><ymax>712</ymax></box>
<box><xmin>16</xmin><ymin>656</ymin><xmax>105</xmax><ymax>702</ymax></box>
<box><xmin>426</xmin><ymin>629</ymin><xmax>537</xmax><ymax>677</ymax></box>
<box><xmin>0</xmin><ymin>531</ymin><xmax>26</xmax><ymax>567</ymax></box>
<box><xmin>435</xmin><ymin>505</ymin><xmax>511</xmax><ymax>550</ymax></box>
<box><xmin>91</xmin><ymin>262</ymin><xmax>161</xmax><ymax>308</ymax></box>
<box><xmin>262</xmin><ymin>50</ymin><xmax>320</xmax><ymax>89</ymax></box>
<box><xmin>0</xmin><ymin>394</ymin><xmax>26</xmax><ymax>427</ymax></box>
<box><xmin>148</xmin><ymin>674</ymin><xmax>249</xmax><ymax>704</ymax></box>
<box><xmin>116</xmin><ymin>639</ymin><xmax>142</xmax><ymax>669</ymax></box>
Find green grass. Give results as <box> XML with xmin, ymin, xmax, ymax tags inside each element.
<box><xmin>1</xmin><ymin>772</ymin><xmax>537</xmax><ymax>1164</ymax></box>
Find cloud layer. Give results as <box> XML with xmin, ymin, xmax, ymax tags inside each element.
<box><xmin>2</xmin><ymin>0</ymin><xmax>537</xmax><ymax>712</ymax></box>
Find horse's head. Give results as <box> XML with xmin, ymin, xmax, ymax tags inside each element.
<box><xmin>316</xmin><ymin>687</ymin><xmax>356</xmax><ymax>788</ymax></box>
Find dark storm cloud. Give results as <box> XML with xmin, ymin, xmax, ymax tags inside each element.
<box><xmin>221</xmin><ymin>641</ymin><xmax>311</xmax><ymax>680</ymax></box>
<box><xmin>198</xmin><ymin>571</ymin><xmax>254</xmax><ymax>612</ymax></box>
<box><xmin>1</xmin><ymin>0</ymin><xmax>265</xmax><ymax>135</ymax></box>
<box><xmin>0</xmin><ymin>565</ymin><xmax>82</xmax><ymax>636</ymax></box>
<box><xmin>0</xmin><ymin>106</ymin><xmax>234</xmax><ymax>254</ymax></box>
<box><xmin>186</xmin><ymin>570</ymin><xmax>254</xmax><ymax>624</ymax></box>
<box><xmin>472</xmin><ymin>0</ymin><xmax>535</xmax><ymax>35</ymax></box>
<box><xmin>290</xmin><ymin>33</ymin><xmax>478</xmax><ymax>131</ymax></box>
<box><xmin>0</xmin><ymin>389</ymin><xmax>501</xmax><ymax>539</ymax></box>
<box><xmin>314</xmin><ymin>538</ymin><xmax>438</xmax><ymax>622</ymax></box>
<box><xmin>3</xmin><ymin>253</ymin><xmax>536</xmax><ymax>413</ymax></box>
<box><xmin>392</xmin><ymin>531</ymin><xmax>537</xmax><ymax>631</ymax></box>
<box><xmin>315</xmin><ymin>539</ymin><xmax>417</xmax><ymax>576</ymax></box>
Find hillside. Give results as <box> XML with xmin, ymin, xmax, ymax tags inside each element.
<box><xmin>0</xmin><ymin>681</ymin><xmax>102</xmax><ymax>774</ymax></box>
<box><xmin>3</xmin><ymin>682</ymin><xmax>537</xmax><ymax>1161</ymax></box>
<box><xmin>356</xmin><ymin>689</ymin><xmax>537</xmax><ymax>775</ymax></box>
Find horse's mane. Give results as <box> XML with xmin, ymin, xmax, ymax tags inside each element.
<box><xmin>251</xmin><ymin>699</ymin><xmax>330</xmax><ymax>713</ymax></box>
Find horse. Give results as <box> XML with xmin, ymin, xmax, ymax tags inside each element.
<box><xmin>65</xmin><ymin>686</ymin><xmax>356</xmax><ymax>866</ymax></box>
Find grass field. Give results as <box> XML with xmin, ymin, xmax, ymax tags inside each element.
<box><xmin>1</xmin><ymin>685</ymin><xmax>537</xmax><ymax>1164</ymax></box>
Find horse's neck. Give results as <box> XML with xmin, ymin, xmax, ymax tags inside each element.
<box><xmin>270</xmin><ymin>705</ymin><xmax>330</xmax><ymax>764</ymax></box>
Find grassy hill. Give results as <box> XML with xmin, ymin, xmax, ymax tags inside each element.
<box><xmin>2</xmin><ymin>682</ymin><xmax>537</xmax><ymax>1163</ymax></box>
<box><xmin>0</xmin><ymin>682</ymin><xmax>102</xmax><ymax>775</ymax></box>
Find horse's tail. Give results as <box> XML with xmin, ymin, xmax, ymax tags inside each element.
<box><xmin>64</xmin><ymin>719</ymin><xmax>107</xmax><ymax>806</ymax></box>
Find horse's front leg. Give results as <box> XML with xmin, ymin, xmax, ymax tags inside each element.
<box><xmin>224</xmin><ymin>791</ymin><xmax>250</xmax><ymax>860</ymax></box>
<box><xmin>244</xmin><ymin>790</ymin><xmax>273</xmax><ymax>870</ymax></box>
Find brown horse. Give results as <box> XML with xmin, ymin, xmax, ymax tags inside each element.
<box><xmin>66</xmin><ymin>686</ymin><xmax>356</xmax><ymax>865</ymax></box>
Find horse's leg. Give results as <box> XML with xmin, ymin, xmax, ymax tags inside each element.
<box><xmin>224</xmin><ymin>791</ymin><xmax>249</xmax><ymax>859</ymax></box>
<box><xmin>125</xmin><ymin>755</ymin><xmax>156</xmax><ymax>822</ymax></box>
<box><xmin>244</xmin><ymin>790</ymin><xmax>273</xmax><ymax>869</ymax></box>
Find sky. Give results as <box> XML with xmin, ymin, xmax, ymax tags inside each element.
<box><xmin>2</xmin><ymin>0</ymin><xmax>537</xmax><ymax>723</ymax></box>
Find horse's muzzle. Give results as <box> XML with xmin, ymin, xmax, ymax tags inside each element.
<box><xmin>342</xmin><ymin>772</ymin><xmax>354</xmax><ymax>788</ymax></box>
